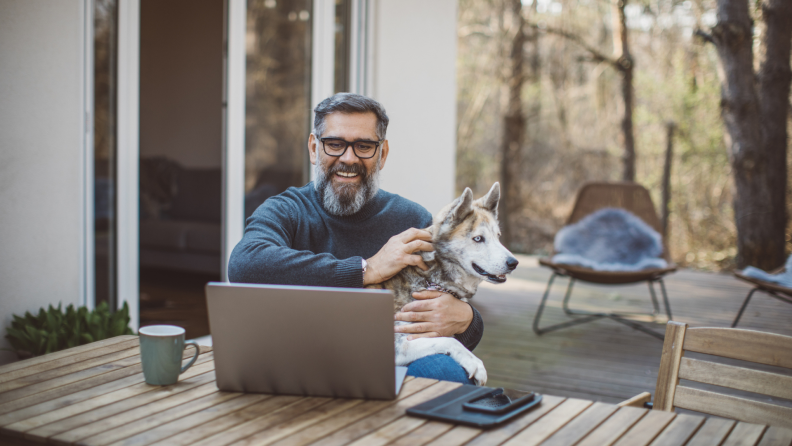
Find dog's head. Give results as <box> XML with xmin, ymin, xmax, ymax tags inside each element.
<box><xmin>429</xmin><ymin>183</ymin><xmax>518</xmax><ymax>284</ymax></box>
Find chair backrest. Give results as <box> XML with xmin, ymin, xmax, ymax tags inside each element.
<box><xmin>567</xmin><ymin>182</ymin><xmax>662</xmax><ymax>232</ymax></box>
<box><xmin>654</xmin><ymin>321</ymin><xmax>792</xmax><ymax>428</ymax></box>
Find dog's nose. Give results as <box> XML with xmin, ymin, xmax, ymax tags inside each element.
<box><xmin>506</xmin><ymin>257</ymin><xmax>519</xmax><ymax>271</ymax></box>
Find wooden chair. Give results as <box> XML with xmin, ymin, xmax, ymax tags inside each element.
<box><xmin>732</xmin><ymin>268</ymin><xmax>792</xmax><ymax>328</ymax></box>
<box><xmin>622</xmin><ymin>321</ymin><xmax>792</xmax><ymax>429</ymax></box>
<box><xmin>533</xmin><ymin>182</ymin><xmax>677</xmax><ymax>340</ymax></box>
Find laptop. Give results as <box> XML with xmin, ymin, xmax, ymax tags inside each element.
<box><xmin>205</xmin><ymin>282</ymin><xmax>408</xmax><ymax>400</ymax></box>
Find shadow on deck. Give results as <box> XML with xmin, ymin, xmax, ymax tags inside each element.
<box><xmin>475</xmin><ymin>255</ymin><xmax>792</xmax><ymax>405</ymax></box>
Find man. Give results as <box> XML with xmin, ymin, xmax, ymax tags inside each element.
<box><xmin>228</xmin><ymin>93</ymin><xmax>483</xmax><ymax>384</ymax></box>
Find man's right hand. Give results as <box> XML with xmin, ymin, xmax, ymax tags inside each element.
<box><xmin>363</xmin><ymin>228</ymin><xmax>434</xmax><ymax>285</ymax></box>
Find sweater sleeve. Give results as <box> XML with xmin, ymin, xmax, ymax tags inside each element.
<box><xmin>227</xmin><ymin>197</ymin><xmax>363</xmax><ymax>288</ymax></box>
<box><xmin>454</xmin><ymin>304</ymin><xmax>483</xmax><ymax>351</ymax></box>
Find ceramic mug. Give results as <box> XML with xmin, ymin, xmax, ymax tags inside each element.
<box><xmin>139</xmin><ymin>325</ymin><xmax>200</xmax><ymax>385</ymax></box>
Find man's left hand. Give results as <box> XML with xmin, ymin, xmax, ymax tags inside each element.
<box><xmin>393</xmin><ymin>291</ymin><xmax>473</xmax><ymax>340</ymax></box>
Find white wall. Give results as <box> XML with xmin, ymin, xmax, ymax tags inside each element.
<box><xmin>371</xmin><ymin>0</ymin><xmax>458</xmax><ymax>216</ymax></box>
<box><xmin>0</xmin><ymin>0</ymin><xmax>87</xmax><ymax>365</ymax></box>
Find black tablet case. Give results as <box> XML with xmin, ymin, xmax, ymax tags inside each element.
<box><xmin>406</xmin><ymin>385</ymin><xmax>543</xmax><ymax>428</ymax></box>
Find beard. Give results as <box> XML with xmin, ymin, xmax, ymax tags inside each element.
<box><xmin>314</xmin><ymin>154</ymin><xmax>381</xmax><ymax>216</ymax></box>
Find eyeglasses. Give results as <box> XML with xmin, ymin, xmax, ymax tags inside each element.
<box><xmin>319</xmin><ymin>137</ymin><xmax>383</xmax><ymax>159</ymax></box>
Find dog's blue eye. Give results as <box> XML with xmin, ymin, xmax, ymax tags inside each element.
<box><xmin>473</xmin><ymin>236</ymin><xmax>484</xmax><ymax>243</ymax></box>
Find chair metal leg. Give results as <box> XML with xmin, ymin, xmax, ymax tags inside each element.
<box><xmin>532</xmin><ymin>273</ymin><xmax>666</xmax><ymax>339</ymax></box>
<box><xmin>658</xmin><ymin>279</ymin><xmax>672</xmax><ymax>321</ymax></box>
<box><xmin>533</xmin><ymin>273</ymin><xmax>557</xmax><ymax>335</ymax></box>
<box><xmin>532</xmin><ymin>273</ymin><xmax>671</xmax><ymax>340</ymax></box>
<box><xmin>732</xmin><ymin>287</ymin><xmax>759</xmax><ymax>328</ymax></box>
<box><xmin>647</xmin><ymin>281</ymin><xmax>660</xmax><ymax>315</ymax></box>
<box><xmin>534</xmin><ymin>274</ymin><xmax>603</xmax><ymax>335</ymax></box>
<box><xmin>561</xmin><ymin>279</ymin><xmax>576</xmax><ymax>315</ymax></box>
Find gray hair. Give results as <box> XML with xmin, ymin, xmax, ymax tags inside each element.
<box><xmin>313</xmin><ymin>93</ymin><xmax>389</xmax><ymax>140</ymax></box>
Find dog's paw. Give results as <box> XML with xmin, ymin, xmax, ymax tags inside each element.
<box><xmin>456</xmin><ymin>351</ymin><xmax>488</xmax><ymax>386</ymax></box>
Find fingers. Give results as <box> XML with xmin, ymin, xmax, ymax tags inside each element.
<box><xmin>410</xmin><ymin>255</ymin><xmax>430</xmax><ymax>271</ymax></box>
<box><xmin>405</xmin><ymin>240</ymin><xmax>434</xmax><ymax>253</ymax></box>
<box><xmin>400</xmin><ymin>228</ymin><xmax>432</xmax><ymax>243</ymax></box>
<box><xmin>411</xmin><ymin>290</ymin><xmax>444</xmax><ymax>300</ymax></box>
<box><xmin>406</xmin><ymin>332</ymin><xmax>441</xmax><ymax>340</ymax></box>
<box><xmin>394</xmin><ymin>322</ymin><xmax>440</xmax><ymax>335</ymax></box>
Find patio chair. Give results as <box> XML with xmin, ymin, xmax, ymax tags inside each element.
<box><xmin>621</xmin><ymin>321</ymin><xmax>792</xmax><ymax>429</ymax></box>
<box><xmin>533</xmin><ymin>182</ymin><xmax>677</xmax><ymax>340</ymax></box>
<box><xmin>732</xmin><ymin>267</ymin><xmax>792</xmax><ymax>328</ymax></box>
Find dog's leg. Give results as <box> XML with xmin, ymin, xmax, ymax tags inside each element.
<box><xmin>394</xmin><ymin>323</ymin><xmax>487</xmax><ymax>385</ymax></box>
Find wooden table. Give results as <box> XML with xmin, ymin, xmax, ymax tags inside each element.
<box><xmin>0</xmin><ymin>336</ymin><xmax>790</xmax><ymax>446</ymax></box>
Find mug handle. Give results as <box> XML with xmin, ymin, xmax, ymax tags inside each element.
<box><xmin>180</xmin><ymin>341</ymin><xmax>201</xmax><ymax>374</ymax></box>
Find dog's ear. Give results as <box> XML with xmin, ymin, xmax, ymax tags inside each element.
<box><xmin>443</xmin><ymin>188</ymin><xmax>474</xmax><ymax>225</ymax></box>
<box><xmin>475</xmin><ymin>182</ymin><xmax>500</xmax><ymax>217</ymax></box>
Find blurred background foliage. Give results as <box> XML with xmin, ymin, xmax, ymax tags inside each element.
<box><xmin>456</xmin><ymin>0</ymin><xmax>792</xmax><ymax>271</ymax></box>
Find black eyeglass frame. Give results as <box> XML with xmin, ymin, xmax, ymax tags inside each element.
<box><xmin>319</xmin><ymin>137</ymin><xmax>384</xmax><ymax>159</ymax></box>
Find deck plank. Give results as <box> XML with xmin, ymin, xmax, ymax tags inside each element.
<box><xmin>475</xmin><ymin>256</ymin><xmax>792</xmax><ymax>406</ymax></box>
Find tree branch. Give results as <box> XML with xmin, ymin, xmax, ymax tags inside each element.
<box><xmin>529</xmin><ymin>23</ymin><xmax>620</xmax><ymax>69</ymax></box>
<box><xmin>694</xmin><ymin>28</ymin><xmax>715</xmax><ymax>44</ymax></box>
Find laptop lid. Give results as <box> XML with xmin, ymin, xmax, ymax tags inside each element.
<box><xmin>206</xmin><ymin>282</ymin><xmax>403</xmax><ymax>400</ymax></box>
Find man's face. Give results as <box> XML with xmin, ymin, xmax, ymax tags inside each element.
<box><xmin>308</xmin><ymin>112</ymin><xmax>390</xmax><ymax>216</ymax></box>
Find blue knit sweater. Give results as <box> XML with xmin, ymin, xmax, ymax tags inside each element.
<box><xmin>227</xmin><ymin>183</ymin><xmax>484</xmax><ymax>350</ymax></box>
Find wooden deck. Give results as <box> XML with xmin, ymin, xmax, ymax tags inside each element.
<box><xmin>474</xmin><ymin>255</ymin><xmax>792</xmax><ymax>405</ymax></box>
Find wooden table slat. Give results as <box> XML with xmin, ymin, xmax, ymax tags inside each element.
<box><xmin>757</xmin><ymin>426</ymin><xmax>792</xmax><ymax>446</ymax></box>
<box><xmin>677</xmin><ymin>417</ymin><xmax>735</xmax><ymax>446</ymax></box>
<box><xmin>137</xmin><ymin>393</ymin><xmax>272</xmax><ymax>446</ymax></box>
<box><xmin>266</xmin><ymin>377</ymin><xmax>435</xmax><ymax>446</ymax></box>
<box><xmin>722</xmin><ymin>422</ymin><xmax>768</xmax><ymax>446</ymax></box>
<box><xmin>461</xmin><ymin>395</ymin><xmax>566</xmax><ymax>446</ymax></box>
<box><xmin>21</xmin><ymin>368</ymin><xmax>218</xmax><ymax>440</ymax></box>
<box><xmin>308</xmin><ymin>380</ymin><xmax>460</xmax><ymax>446</ymax></box>
<box><xmin>387</xmin><ymin>421</ymin><xmax>455</xmax><ymax>446</ymax></box>
<box><xmin>0</xmin><ymin>337</ymin><xmax>138</xmax><ymax>379</ymax></box>
<box><xmin>4</xmin><ymin>357</ymin><xmax>217</xmax><ymax>434</ymax></box>
<box><xmin>49</xmin><ymin>379</ymin><xmax>222</xmax><ymax>445</ymax></box>
<box><xmin>501</xmin><ymin>398</ymin><xmax>592</xmax><ymax>446</ymax></box>
<box><xmin>423</xmin><ymin>425</ymin><xmax>481</xmax><ymax>446</ymax></box>
<box><xmin>575</xmin><ymin>407</ymin><xmax>648</xmax><ymax>446</ymax></box>
<box><xmin>0</xmin><ymin>339</ymin><xmax>141</xmax><ymax>386</ymax></box>
<box><xmin>191</xmin><ymin>397</ymin><xmax>331</xmax><ymax>446</ymax></box>
<box><xmin>344</xmin><ymin>413</ymin><xmax>427</xmax><ymax>446</ymax></box>
<box><xmin>613</xmin><ymin>410</ymin><xmax>676</xmax><ymax>446</ymax></box>
<box><xmin>0</xmin><ymin>347</ymin><xmax>142</xmax><ymax>401</ymax></box>
<box><xmin>82</xmin><ymin>389</ymin><xmax>242</xmax><ymax>446</ymax></box>
<box><xmin>648</xmin><ymin>414</ymin><xmax>705</xmax><ymax>446</ymax></box>
<box><xmin>228</xmin><ymin>398</ymin><xmax>364</xmax><ymax>446</ymax></box>
<box><xmin>541</xmin><ymin>402</ymin><xmax>620</xmax><ymax>446</ymax></box>
<box><xmin>0</xmin><ymin>351</ymin><xmax>213</xmax><ymax>427</ymax></box>
<box><xmin>151</xmin><ymin>395</ymin><xmax>300</xmax><ymax>446</ymax></box>
<box><xmin>0</xmin><ymin>352</ymin><xmax>147</xmax><ymax>406</ymax></box>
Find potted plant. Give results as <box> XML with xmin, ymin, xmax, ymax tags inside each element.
<box><xmin>4</xmin><ymin>302</ymin><xmax>135</xmax><ymax>359</ymax></box>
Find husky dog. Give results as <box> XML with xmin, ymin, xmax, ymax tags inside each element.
<box><xmin>366</xmin><ymin>182</ymin><xmax>518</xmax><ymax>385</ymax></box>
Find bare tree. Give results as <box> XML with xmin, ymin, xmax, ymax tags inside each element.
<box><xmin>531</xmin><ymin>0</ymin><xmax>636</xmax><ymax>181</ymax></box>
<box><xmin>500</xmin><ymin>0</ymin><xmax>527</xmax><ymax>247</ymax></box>
<box><xmin>698</xmin><ymin>0</ymin><xmax>791</xmax><ymax>269</ymax></box>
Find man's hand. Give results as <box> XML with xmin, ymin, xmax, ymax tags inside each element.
<box><xmin>393</xmin><ymin>291</ymin><xmax>473</xmax><ymax>340</ymax></box>
<box><xmin>363</xmin><ymin>228</ymin><xmax>433</xmax><ymax>285</ymax></box>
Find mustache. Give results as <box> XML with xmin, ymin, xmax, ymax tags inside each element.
<box><xmin>328</xmin><ymin>162</ymin><xmax>367</xmax><ymax>179</ymax></box>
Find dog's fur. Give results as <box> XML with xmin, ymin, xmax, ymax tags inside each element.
<box><xmin>366</xmin><ymin>183</ymin><xmax>517</xmax><ymax>385</ymax></box>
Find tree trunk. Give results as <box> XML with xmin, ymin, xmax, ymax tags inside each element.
<box><xmin>711</xmin><ymin>0</ymin><xmax>776</xmax><ymax>269</ymax></box>
<box><xmin>500</xmin><ymin>0</ymin><xmax>526</xmax><ymax>248</ymax></box>
<box><xmin>614</xmin><ymin>0</ymin><xmax>636</xmax><ymax>182</ymax></box>
<box><xmin>661</xmin><ymin>122</ymin><xmax>675</xmax><ymax>241</ymax></box>
<box><xmin>757</xmin><ymin>0</ymin><xmax>791</xmax><ymax>269</ymax></box>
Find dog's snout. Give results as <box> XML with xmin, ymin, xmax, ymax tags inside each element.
<box><xmin>506</xmin><ymin>257</ymin><xmax>519</xmax><ymax>271</ymax></box>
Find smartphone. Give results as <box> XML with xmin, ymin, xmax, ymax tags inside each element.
<box><xmin>462</xmin><ymin>388</ymin><xmax>536</xmax><ymax>414</ymax></box>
